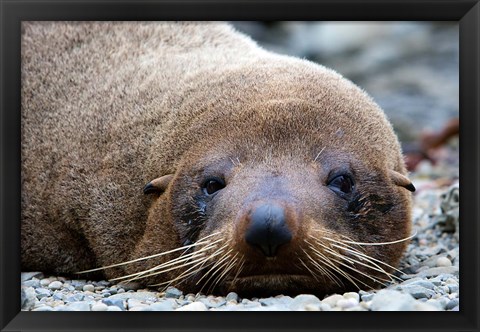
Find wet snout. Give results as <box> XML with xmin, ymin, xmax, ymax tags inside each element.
<box><xmin>245</xmin><ymin>203</ymin><xmax>292</xmax><ymax>257</ymax></box>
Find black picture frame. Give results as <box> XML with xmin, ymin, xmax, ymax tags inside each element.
<box><xmin>1</xmin><ymin>1</ymin><xmax>478</xmax><ymax>331</ymax></box>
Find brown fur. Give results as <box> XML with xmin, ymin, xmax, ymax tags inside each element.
<box><xmin>21</xmin><ymin>22</ymin><xmax>413</xmax><ymax>297</ymax></box>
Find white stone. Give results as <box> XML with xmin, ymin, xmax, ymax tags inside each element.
<box><xmin>321</xmin><ymin>294</ymin><xmax>343</xmax><ymax>307</ymax></box>
<box><xmin>48</xmin><ymin>281</ymin><xmax>63</xmax><ymax>290</ymax></box>
<box><xmin>343</xmin><ymin>292</ymin><xmax>360</xmax><ymax>302</ymax></box>
<box><xmin>175</xmin><ymin>302</ymin><xmax>208</xmax><ymax>311</ymax></box>
<box><xmin>82</xmin><ymin>284</ymin><xmax>95</xmax><ymax>292</ymax></box>
<box><xmin>436</xmin><ymin>257</ymin><xmax>452</xmax><ymax>267</ymax></box>
<box><xmin>91</xmin><ymin>303</ymin><xmax>109</xmax><ymax>311</ymax></box>
<box><xmin>337</xmin><ymin>298</ymin><xmax>358</xmax><ymax>309</ymax></box>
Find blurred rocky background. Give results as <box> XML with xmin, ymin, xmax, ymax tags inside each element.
<box><xmin>231</xmin><ymin>21</ymin><xmax>459</xmax><ymax>144</ymax></box>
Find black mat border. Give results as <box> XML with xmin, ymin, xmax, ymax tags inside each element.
<box><xmin>1</xmin><ymin>1</ymin><xmax>479</xmax><ymax>331</ymax></box>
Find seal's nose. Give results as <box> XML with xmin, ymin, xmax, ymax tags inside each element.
<box><xmin>245</xmin><ymin>203</ymin><xmax>292</xmax><ymax>257</ymax></box>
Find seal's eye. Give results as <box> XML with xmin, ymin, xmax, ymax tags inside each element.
<box><xmin>328</xmin><ymin>175</ymin><xmax>354</xmax><ymax>194</ymax></box>
<box><xmin>202</xmin><ymin>178</ymin><xmax>225</xmax><ymax>196</ymax></box>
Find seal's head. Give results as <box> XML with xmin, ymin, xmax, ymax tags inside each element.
<box><xmin>130</xmin><ymin>59</ymin><xmax>414</xmax><ymax>297</ymax></box>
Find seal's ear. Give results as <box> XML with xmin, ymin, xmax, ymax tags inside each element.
<box><xmin>389</xmin><ymin>170</ymin><xmax>416</xmax><ymax>192</ymax></box>
<box><xmin>143</xmin><ymin>174</ymin><xmax>174</xmax><ymax>195</ymax></box>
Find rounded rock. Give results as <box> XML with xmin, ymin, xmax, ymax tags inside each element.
<box><xmin>91</xmin><ymin>303</ymin><xmax>109</xmax><ymax>311</ymax></box>
<box><xmin>225</xmin><ymin>292</ymin><xmax>239</xmax><ymax>302</ymax></box>
<box><xmin>337</xmin><ymin>298</ymin><xmax>358</xmax><ymax>309</ymax></box>
<box><xmin>66</xmin><ymin>302</ymin><xmax>91</xmax><ymax>311</ymax></box>
<box><xmin>321</xmin><ymin>294</ymin><xmax>343</xmax><ymax>308</ymax></box>
<box><xmin>165</xmin><ymin>287</ymin><xmax>183</xmax><ymax>299</ymax></box>
<box><xmin>48</xmin><ymin>281</ymin><xmax>63</xmax><ymax>290</ymax></box>
<box><xmin>290</xmin><ymin>294</ymin><xmax>322</xmax><ymax>311</ymax></box>
<box><xmin>21</xmin><ymin>287</ymin><xmax>37</xmax><ymax>310</ymax></box>
<box><xmin>102</xmin><ymin>298</ymin><xmax>125</xmax><ymax>310</ymax></box>
<box><xmin>436</xmin><ymin>257</ymin><xmax>452</xmax><ymax>267</ymax></box>
<box><xmin>343</xmin><ymin>292</ymin><xmax>360</xmax><ymax>302</ymax></box>
<box><xmin>370</xmin><ymin>290</ymin><xmax>416</xmax><ymax>311</ymax></box>
<box><xmin>176</xmin><ymin>302</ymin><xmax>208</xmax><ymax>311</ymax></box>
<box><xmin>446</xmin><ymin>298</ymin><xmax>459</xmax><ymax>310</ymax></box>
<box><xmin>40</xmin><ymin>279</ymin><xmax>51</xmax><ymax>287</ymax></box>
<box><xmin>23</xmin><ymin>279</ymin><xmax>41</xmax><ymax>288</ymax></box>
<box><xmin>150</xmin><ymin>300</ymin><xmax>176</xmax><ymax>311</ymax></box>
<box><xmin>82</xmin><ymin>284</ymin><xmax>95</xmax><ymax>292</ymax></box>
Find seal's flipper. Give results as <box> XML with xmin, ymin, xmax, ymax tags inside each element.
<box><xmin>143</xmin><ymin>174</ymin><xmax>174</xmax><ymax>194</ymax></box>
<box><xmin>389</xmin><ymin>170</ymin><xmax>416</xmax><ymax>192</ymax></box>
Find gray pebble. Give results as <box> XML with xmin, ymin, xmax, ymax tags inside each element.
<box><xmin>260</xmin><ymin>295</ymin><xmax>293</xmax><ymax>307</ymax></box>
<box><xmin>102</xmin><ymin>298</ymin><xmax>126</xmax><ymax>310</ymax></box>
<box><xmin>48</xmin><ymin>281</ymin><xmax>63</xmax><ymax>290</ymax></box>
<box><xmin>165</xmin><ymin>287</ymin><xmax>183</xmax><ymax>299</ymax></box>
<box><xmin>447</xmin><ymin>284</ymin><xmax>459</xmax><ymax>293</ymax></box>
<box><xmin>175</xmin><ymin>302</ymin><xmax>208</xmax><ymax>311</ymax></box>
<box><xmin>289</xmin><ymin>294</ymin><xmax>322</xmax><ymax>311</ymax></box>
<box><xmin>40</xmin><ymin>279</ymin><xmax>51</xmax><ymax>287</ymax></box>
<box><xmin>108</xmin><ymin>291</ymin><xmax>157</xmax><ymax>302</ymax></box>
<box><xmin>343</xmin><ymin>292</ymin><xmax>360</xmax><ymax>302</ymax></box>
<box><xmin>400</xmin><ymin>278</ymin><xmax>435</xmax><ymax>290</ymax></box>
<box><xmin>66</xmin><ymin>301</ymin><xmax>91</xmax><ymax>311</ymax></box>
<box><xmin>321</xmin><ymin>294</ymin><xmax>343</xmax><ymax>307</ymax></box>
<box><xmin>21</xmin><ymin>272</ymin><xmax>44</xmax><ymax>282</ymax></box>
<box><xmin>21</xmin><ymin>287</ymin><xmax>37</xmax><ymax>310</ymax></box>
<box><xmin>23</xmin><ymin>279</ymin><xmax>41</xmax><ymax>288</ymax></box>
<box><xmin>70</xmin><ymin>280</ymin><xmax>87</xmax><ymax>290</ymax></box>
<box><xmin>127</xmin><ymin>299</ymin><xmax>146</xmax><ymax>309</ymax></box>
<box><xmin>91</xmin><ymin>303</ymin><xmax>109</xmax><ymax>311</ymax></box>
<box><xmin>399</xmin><ymin>285</ymin><xmax>436</xmax><ymax>299</ymax></box>
<box><xmin>82</xmin><ymin>284</ymin><xmax>95</xmax><ymax>292</ymax></box>
<box><xmin>35</xmin><ymin>288</ymin><xmax>51</xmax><ymax>299</ymax></box>
<box><xmin>425</xmin><ymin>299</ymin><xmax>445</xmax><ymax>310</ymax></box>
<box><xmin>337</xmin><ymin>298</ymin><xmax>358</xmax><ymax>309</ymax></box>
<box><xmin>225</xmin><ymin>292</ymin><xmax>239</xmax><ymax>302</ymax></box>
<box><xmin>370</xmin><ymin>290</ymin><xmax>416</xmax><ymax>311</ymax></box>
<box><xmin>150</xmin><ymin>300</ymin><xmax>177</xmax><ymax>311</ymax></box>
<box><xmin>445</xmin><ymin>298</ymin><xmax>459</xmax><ymax>310</ymax></box>
<box><xmin>52</xmin><ymin>291</ymin><xmax>66</xmax><ymax>301</ymax></box>
<box><xmin>197</xmin><ymin>296</ymin><xmax>226</xmax><ymax>308</ymax></box>
<box><xmin>436</xmin><ymin>257</ymin><xmax>452</xmax><ymax>267</ymax></box>
<box><xmin>418</xmin><ymin>266</ymin><xmax>459</xmax><ymax>278</ymax></box>
<box><xmin>65</xmin><ymin>293</ymin><xmax>85</xmax><ymax>302</ymax></box>
<box><xmin>360</xmin><ymin>293</ymin><xmax>374</xmax><ymax>302</ymax></box>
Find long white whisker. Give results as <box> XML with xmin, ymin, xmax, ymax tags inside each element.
<box><xmin>148</xmin><ymin>247</ymin><xmax>226</xmax><ymax>288</ymax></box>
<box><xmin>109</xmin><ymin>239</ymin><xmax>222</xmax><ymax>282</ymax></box>
<box><xmin>328</xmin><ymin>242</ymin><xmax>404</xmax><ymax>280</ymax></box>
<box><xmin>303</xmin><ymin>248</ymin><xmax>343</xmax><ymax>288</ymax></box>
<box><xmin>197</xmin><ymin>247</ymin><xmax>233</xmax><ymax>287</ymax></box>
<box><xmin>76</xmin><ymin>231</ymin><xmax>222</xmax><ymax>273</ymax></box>
<box><xmin>333</xmin><ymin>231</ymin><xmax>417</xmax><ymax>246</ymax></box>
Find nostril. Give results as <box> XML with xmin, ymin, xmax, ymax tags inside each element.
<box><xmin>244</xmin><ymin>203</ymin><xmax>292</xmax><ymax>257</ymax></box>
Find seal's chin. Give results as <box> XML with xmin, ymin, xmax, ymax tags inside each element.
<box><xmin>222</xmin><ymin>274</ymin><xmax>324</xmax><ymax>298</ymax></box>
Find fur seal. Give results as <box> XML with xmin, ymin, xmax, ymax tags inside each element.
<box><xmin>21</xmin><ymin>22</ymin><xmax>415</xmax><ymax>297</ymax></box>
